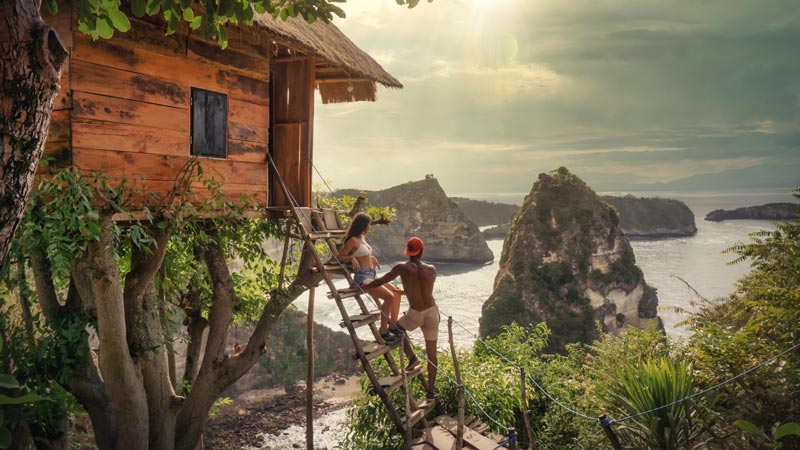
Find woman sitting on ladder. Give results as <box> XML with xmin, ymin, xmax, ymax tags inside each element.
<box><xmin>338</xmin><ymin>213</ymin><xmax>404</xmax><ymax>343</ymax></box>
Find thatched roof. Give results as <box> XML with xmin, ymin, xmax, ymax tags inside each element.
<box><xmin>254</xmin><ymin>14</ymin><xmax>402</xmax><ymax>103</ymax></box>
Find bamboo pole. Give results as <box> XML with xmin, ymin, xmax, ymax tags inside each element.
<box><xmin>278</xmin><ymin>229</ymin><xmax>291</xmax><ymax>289</ymax></box>
<box><xmin>520</xmin><ymin>369</ymin><xmax>536</xmax><ymax>450</ymax></box>
<box><xmin>306</xmin><ymin>287</ymin><xmax>315</xmax><ymax>450</ymax></box>
<box><xmin>447</xmin><ymin>317</ymin><xmax>465</xmax><ymax>449</ymax></box>
<box><xmin>399</xmin><ymin>345</ymin><xmax>412</xmax><ymax>444</ymax></box>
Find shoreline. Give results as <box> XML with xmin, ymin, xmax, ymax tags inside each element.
<box><xmin>205</xmin><ymin>374</ymin><xmax>363</xmax><ymax>450</ymax></box>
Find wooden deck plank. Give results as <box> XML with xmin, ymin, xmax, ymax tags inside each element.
<box><xmin>436</xmin><ymin>416</ymin><xmax>506</xmax><ymax>450</ymax></box>
<box><xmin>377</xmin><ymin>364</ymin><xmax>424</xmax><ymax>395</ymax></box>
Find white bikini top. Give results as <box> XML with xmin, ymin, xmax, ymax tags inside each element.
<box><xmin>351</xmin><ymin>239</ymin><xmax>372</xmax><ymax>258</ymax></box>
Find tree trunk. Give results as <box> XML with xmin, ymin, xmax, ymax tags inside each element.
<box><xmin>173</xmin><ymin>246</ymin><xmax>322</xmax><ymax>450</ymax></box>
<box><xmin>71</xmin><ymin>217</ymin><xmax>149</xmax><ymax>450</ymax></box>
<box><xmin>0</xmin><ymin>0</ymin><xmax>67</xmax><ymax>269</ymax></box>
<box><xmin>14</xmin><ymin>245</ymin><xmax>34</xmax><ymax>336</ymax></box>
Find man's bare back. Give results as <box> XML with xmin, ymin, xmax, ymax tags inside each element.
<box><xmin>395</xmin><ymin>260</ymin><xmax>437</xmax><ymax>311</ymax></box>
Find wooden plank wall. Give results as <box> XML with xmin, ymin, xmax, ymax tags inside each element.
<box><xmin>64</xmin><ymin>13</ymin><xmax>272</xmax><ymax>206</ymax></box>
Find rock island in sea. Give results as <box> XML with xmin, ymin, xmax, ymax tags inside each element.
<box><xmin>480</xmin><ymin>167</ymin><xmax>663</xmax><ymax>353</ymax></box>
<box><xmin>335</xmin><ymin>177</ymin><xmax>493</xmax><ymax>263</ymax></box>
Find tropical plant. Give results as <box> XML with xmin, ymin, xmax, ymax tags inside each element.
<box><xmin>735</xmin><ymin>420</ymin><xmax>800</xmax><ymax>450</ymax></box>
<box><xmin>598</xmin><ymin>357</ymin><xmax>721</xmax><ymax>450</ymax></box>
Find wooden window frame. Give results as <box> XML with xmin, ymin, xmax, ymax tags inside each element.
<box><xmin>190</xmin><ymin>87</ymin><xmax>228</xmax><ymax>159</ymax></box>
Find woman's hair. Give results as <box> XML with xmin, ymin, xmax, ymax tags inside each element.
<box><xmin>344</xmin><ymin>213</ymin><xmax>371</xmax><ymax>243</ymax></box>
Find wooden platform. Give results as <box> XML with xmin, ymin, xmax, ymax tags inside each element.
<box><xmin>411</xmin><ymin>415</ymin><xmax>509</xmax><ymax>450</ymax></box>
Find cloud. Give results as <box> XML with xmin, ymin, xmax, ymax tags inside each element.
<box><xmin>312</xmin><ymin>0</ymin><xmax>800</xmax><ymax>193</ymax></box>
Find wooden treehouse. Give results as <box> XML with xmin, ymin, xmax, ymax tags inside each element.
<box><xmin>41</xmin><ymin>1</ymin><xmax>401</xmax><ymax>212</ymax></box>
<box><xmin>40</xmin><ymin>4</ymin><xmax>513</xmax><ymax>448</ymax></box>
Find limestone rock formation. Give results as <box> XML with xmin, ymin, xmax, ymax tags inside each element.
<box><xmin>482</xmin><ymin>223</ymin><xmax>511</xmax><ymax>240</ymax></box>
<box><xmin>480</xmin><ymin>168</ymin><xmax>662</xmax><ymax>352</ymax></box>
<box><xmin>450</xmin><ymin>197</ymin><xmax>519</xmax><ymax>227</ymax></box>
<box><xmin>705</xmin><ymin>203</ymin><xmax>798</xmax><ymax>222</ymax></box>
<box><xmin>336</xmin><ymin>178</ymin><xmax>493</xmax><ymax>263</ymax></box>
<box><xmin>602</xmin><ymin>195</ymin><xmax>697</xmax><ymax>238</ymax></box>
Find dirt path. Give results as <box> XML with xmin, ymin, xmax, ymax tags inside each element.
<box><xmin>204</xmin><ymin>375</ymin><xmax>363</xmax><ymax>450</ymax></box>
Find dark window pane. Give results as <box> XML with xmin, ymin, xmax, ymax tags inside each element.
<box><xmin>191</xmin><ymin>88</ymin><xmax>227</xmax><ymax>158</ymax></box>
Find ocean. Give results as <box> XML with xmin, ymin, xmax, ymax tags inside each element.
<box><xmin>294</xmin><ymin>191</ymin><xmax>796</xmax><ymax>347</ymax></box>
<box><xmin>272</xmin><ymin>191</ymin><xmax>795</xmax><ymax>449</ymax></box>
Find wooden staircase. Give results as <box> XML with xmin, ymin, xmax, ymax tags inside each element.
<box><xmin>271</xmin><ymin>169</ymin><xmax>510</xmax><ymax>449</ymax></box>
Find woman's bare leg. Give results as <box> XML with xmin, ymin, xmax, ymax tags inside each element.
<box><xmin>366</xmin><ymin>285</ymin><xmax>395</xmax><ymax>334</ymax></box>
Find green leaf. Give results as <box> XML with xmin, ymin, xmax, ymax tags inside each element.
<box><xmin>131</xmin><ymin>0</ymin><xmax>146</xmax><ymax>17</ymax></box>
<box><xmin>0</xmin><ymin>393</ymin><xmax>45</xmax><ymax>405</ymax></box>
<box><xmin>735</xmin><ymin>420</ymin><xmax>767</xmax><ymax>438</ymax></box>
<box><xmin>305</xmin><ymin>13</ymin><xmax>316</xmax><ymax>24</ymax></box>
<box><xmin>96</xmin><ymin>16</ymin><xmax>115</xmax><ymax>39</ymax></box>
<box><xmin>190</xmin><ymin>15</ymin><xmax>203</xmax><ymax>30</ymax></box>
<box><xmin>146</xmin><ymin>0</ymin><xmax>162</xmax><ymax>15</ymax></box>
<box><xmin>775</xmin><ymin>423</ymin><xmax>800</xmax><ymax>441</ymax></box>
<box><xmin>45</xmin><ymin>0</ymin><xmax>58</xmax><ymax>14</ymax></box>
<box><xmin>279</xmin><ymin>7</ymin><xmax>288</xmax><ymax>20</ymax></box>
<box><xmin>0</xmin><ymin>374</ymin><xmax>19</xmax><ymax>389</ymax></box>
<box><xmin>183</xmin><ymin>7</ymin><xmax>194</xmax><ymax>21</ymax></box>
<box><xmin>87</xmin><ymin>0</ymin><xmax>100</xmax><ymax>12</ymax></box>
<box><xmin>0</xmin><ymin>427</ymin><xmax>10</xmax><ymax>450</ymax></box>
<box><xmin>108</xmin><ymin>9</ymin><xmax>131</xmax><ymax>32</ymax></box>
<box><xmin>166</xmin><ymin>9</ymin><xmax>180</xmax><ymax>34</ymax></box>
<box><xmin>218</xmin><ymin>26</ymin><xmax>228</xmax><ymax>49</ymax></box>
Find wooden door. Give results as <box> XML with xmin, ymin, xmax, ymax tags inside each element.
<box><xmin>270</xmin><ymin>57</ymin><xmax>314</xmax><ymax>207</ymax></box>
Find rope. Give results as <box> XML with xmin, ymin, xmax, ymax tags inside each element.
<box><xmin>609</xmin><ymin>341</ymin><xmax>800</xmax><ymax>424</ymax></box>
<box><xmin>278</xmin><ymin>158</ymin><xmax>511</xmax><ymax>432</ymax></box>
<box><xmin>307</xmin><ymin>160</ymin><xmax>800</xmax><ymax>432</ymax></box>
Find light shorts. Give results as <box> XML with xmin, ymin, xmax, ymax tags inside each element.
<box><xmin>398</xmin><ymin>305</ymin><xmax>440</xmax><ymax>341</ymax></box>
<box><xmin>353</xmin><ymin>266</ymin><xmax>377</xmax><ymax>285</ymax></box>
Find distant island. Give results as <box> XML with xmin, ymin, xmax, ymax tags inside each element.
<box><xmin>450</xmin><ymin>195</ymin><xmax>697</xmax><ymax>240</ymax></box>
<box><xmin>450</xmin><ymin>197</ymin><xmax>519</xmax><ymax>226</ymax></box>
<box><xmin>602</xmin><ymin>195</ymin><xmax>697</xmax><ymax>238</ymax></box>
<box><xmin>705</xmin><ymin>202</ymin><xmax>799</xmax><ymax>222</ymax></box>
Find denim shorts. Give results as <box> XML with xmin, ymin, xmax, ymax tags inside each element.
<box><xmin>354</xmin><ymin>266</ymin><xmax>377</xmax><ymax>285</ymax></box>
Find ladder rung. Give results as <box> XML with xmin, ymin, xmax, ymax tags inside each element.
<box><xmin>407</xmin><ymin>408</ymin><xmax>427</xmax><ymax>427</ymax></box>
<box><xmin>374</xmin><ymin>365</ymin><xmax>424</xmax><ymax>395</ymax></box>
<box><xmin>415</xmin><ymin>398</ymin><xmax>437</xmax><ymax>414</ymax></box>
<box><xmin>341</xmin><ymin>310</ymin><xmax>381</xmax><ymax>329</ymax></box>
<box><xmin>329</xmin><ymin>287</ymin><xmax>362</xmax><ymax>300</ymax></box>
<box><xmin>353</xmin><ymin>341</ymin><xmax>401</xmax><ymax>361</ymax></box>
<box><xmin>311</xmin><ymin>263</ymin><xmax>350</xmax><ymax>274</ymax></box>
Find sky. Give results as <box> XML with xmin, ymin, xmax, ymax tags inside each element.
<box><xmin>311</xmin><ymin>0</ymin><xmax>800</xmax><ymax>195</ymax></box>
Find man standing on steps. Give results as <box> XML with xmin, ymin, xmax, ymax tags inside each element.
<box><xmin>363</xmin><ymin>236</ymin><xmax>440</xmax><ymax>399</ymax></box>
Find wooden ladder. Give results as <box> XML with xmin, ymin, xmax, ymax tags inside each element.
<box><xmin>273</xmin><ymin>184</ymin><xmax>435</xmax><ymax>447</ymax></box>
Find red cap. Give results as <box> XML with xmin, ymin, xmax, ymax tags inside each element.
<box><xmin>404</xmin><ymin>237</ymin><xmax>424</xmax><ymax>257</ymax></box>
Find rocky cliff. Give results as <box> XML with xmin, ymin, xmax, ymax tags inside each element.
<box><xmin>480</xmin><ymin>168</ymin><xmax>662</xmax><ymax>352</ymax></box>
<box><xmin>705</xmin><ymin>203</ymin><xmax>798</xmax><ymax>222</ymax></box>
<box><xmin>336</xmin><ymin>178</ymin><xmax>494</xmax><ymax>263</ymax></box>
<box><xmin>602</xmin><ymin>195</ymin><xmax>697</xmax><ymax>237</ymax></box>
<box><xmin>450</xmin><ymin>198</ymin><xmax>519</xmax><ymax>227</ymax></box>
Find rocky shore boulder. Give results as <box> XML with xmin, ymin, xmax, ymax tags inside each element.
<box><xmin>480</xmin><ymin>168</ymin><xmax>662</xmax><ymax>352</ymax></box>
<box><xmin>705</xmin><ymin>203</ymin><xmax>798</xmax><ymax>222</ymax></box>
<box><xmin>602</xmin><ymin>195</ymin><xmax>697</xmax><ymax>238</ymax></box>
<box><xmin>336</xmin><ymin>178</ymin><xmax>494</xmax><ymax>263</ymax></box>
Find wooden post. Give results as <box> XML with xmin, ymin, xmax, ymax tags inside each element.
<box><xmin>599</xmin><ymin>415</ymin><xmax>622</xmax><ymax>450</ymax></box>
<box><xmin>520</xmin><ymin>369</ymin><xmax>536</xmax><ymax>450</ymax></box>
<box><xmin>306</xmin><ymin>287</ymin><xmax>315</xmax><ymax>450</ymax></box>
<box><xmin>399</xmin><ymin>346</ymin><xmax>412</xmax><ymax>444</ymax></box>
<box><xmin>447</xmin><ymin>317</ymin><xmax>465</xmax><ymax>449</ymax></box>
<box><xmin>278</xmin><ymin>230</ymin><xmax>291</xmax><ymax>289</ymax></box>
<box><xmin>508</xmin><ymin>428</ymin><xmax>517</xmax><ymax>450</ymax></box>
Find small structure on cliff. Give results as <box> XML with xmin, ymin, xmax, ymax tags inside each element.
<box><xmin>480</xmin><ymin>167</ymin><xmax>662</xmax><ymax>352</ymax></box>
<box><xmin>335</xmin><ymin>178</ymin><xmax>494</xmax><ymax>263</ymax></box>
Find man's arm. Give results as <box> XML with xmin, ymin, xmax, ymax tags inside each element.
<box><xmin>363</xmin><ymin>265</ymin><xmax>401</xmax><ymax>289</ymax></box>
